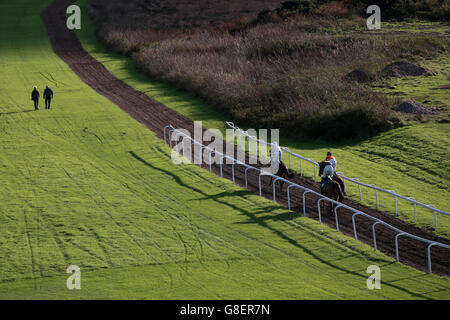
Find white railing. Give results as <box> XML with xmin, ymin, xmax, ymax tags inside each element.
<box><xmin>225</xmin><ymin>122</ymin><xmax>318</xmax><ymax>182</ymax></box>
<box><xmin>225</xmin><ymin>122</ymin><xmax>450</xmax><ymax>231</ymax></box>
<box><xmin>164</xmin><ymin>124</ymin><xmax>450</xmax><ymax>274</ymax></box>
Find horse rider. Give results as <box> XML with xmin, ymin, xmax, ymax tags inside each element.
<box><xmin>325</xmin><ymin>151</ymin><xmax>346</xmax><ymax>194</ymax></box>
<box><xmin>31</xmin><ymin>86</ymin><xmax>40</xmax><ymax>110</ymax></box>
<box><xmin>326</xmin><ymin>152</ymin><xmax>336</xmax><ymax>170</ymax></box>
<box><xmin>321</xmin><ymin>159</ymin><xmax>334</xmax><ymax>188</ymax></box>
<box><xmin>269</xmin><ymin>141</ymin><xmax>293</xmax><ymax>190</ymax></box>
<box><xmin>43</xmin><ymin>85</ymin><xmax>54</xmax><ymax>109</ymax></box>
<box><xmin>271</xmin><ymin>142</ymin><xmax>282</xmax><ymax>165</ymax></box>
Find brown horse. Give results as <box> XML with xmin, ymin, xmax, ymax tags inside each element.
<box><xmin>268</xmin><ymin>161</ymin><xmax>294</xmax><ymax>192</ymax></box>
<box><xmin>318</xmin><ymin>161</ymin><xmax>344</xmax><ymax>215</ymax></box>
<box><xmin>332</xmin><ymin>171</ymin><xmax>346</xmax><ymax>195</ymax></box>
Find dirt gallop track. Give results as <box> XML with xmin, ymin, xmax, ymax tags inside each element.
<box><xmin>42</xmin><ymin>0</ymin><xmax>450</xmax><ymax>275</ymax></box>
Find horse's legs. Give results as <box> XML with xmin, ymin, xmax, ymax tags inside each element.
<box><xmin>320</xmin><ymin>194</ymin><xmax>325</xmax><ymax>216</ymax></box>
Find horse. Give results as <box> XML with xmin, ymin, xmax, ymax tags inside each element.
<box><xmin>268</xmin><ymin>161</ymin><xmax>294</xmax><ymax>192</ymax></box>
<box><xmin>318</xmin><ymin>161</ymin><xmax>344</xmax><ymax>215</ymax></box>
<box><xmin>332</xmin><ymin>171</ymin><xmax>346</xmax><ymax>195</ymax></box>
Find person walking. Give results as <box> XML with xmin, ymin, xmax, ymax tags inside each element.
<box><xmin>43</xmin><ymin>85</ymin><xmax>54</xmax><ymax>109</ymax></box>
<box><xmin>31</xmin><ymin>86</ymin><xmax>40</xmax><ymax>110</ymax></box>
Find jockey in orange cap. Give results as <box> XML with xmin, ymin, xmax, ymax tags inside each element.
<box><xmin>326</xmin><ymin>152</ymin><xmax>336</xmax><ymax>171</ymax></box>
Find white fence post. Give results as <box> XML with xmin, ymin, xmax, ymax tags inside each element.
<box><xmin>334</xmin><ymin>204</ymin><xmax>344</xmax><ymax>232</ymax></box>
<box><xmin>302</xmin><ymin>190</ymin><xmax>313</xmax><ymax>216</ymax></box>
<box><xmin>395</xmin><ymin>232</ymin><xmax>407</xmax><ymax>262</ymax></box>
<box><xmin>352</xmin><ymin>212</ymin><xmax>362</xmax><ymax>240</ymax></box>
<box><xmin>232</xmin><ymin>161</ymin><xmax>236</xmax><ymax>184</ymax></box>
<box><xmin>258</xmin><ymin>172</ymin><xmax>264</xmax><ymax>197</ymax></box>
<box><xmin>372</xmin><ymin>221</ymin><xmax>381</xmax><ymax>251</ymax></box>
<box><xmin>434</xmin><ymin>211</ymin><xmax>437</xmax><ymax>231</ymax></box>
<box><xmin>273</xmin><ymin>178</ymin><xmax>281</xmax><ymax>201</ymax></box>
<box><xmin>427</xmin><ymin>243</ymin><xmax>438</xmax><ymax>274</ymax></box>
<box><xmin>317</xmin><ymin>197</ymin><xmax>330</xmax><ymax>224</ymax></box>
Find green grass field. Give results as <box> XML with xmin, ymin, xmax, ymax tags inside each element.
<box><xmin>75</xmin><ymin>1</ymin><xmax>450</xmax><ymax>238</ymax></box>
<box><xmin>0</xmin><ymin>0</ymin><xmax>449</xmax><ymax>299</ymax></box>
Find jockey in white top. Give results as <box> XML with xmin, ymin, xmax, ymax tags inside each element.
<box><xmin>322</xmin><ymin>162</ymin><xmax>334</xmax><ymax>179</ymax></box>
<box><xmin>321</xmin><ymin>151</ymin><xmax>335</xmax><ymax>187</ymax></box>
<box><xmin>321</xmin><ymin>151</ymin><xmax>345</xmax><ymax>195</ymax></box>
<box><xmin>271</xmin><ymin>142</ymin><xmax>282</xmax><ymax>164</ymax></box>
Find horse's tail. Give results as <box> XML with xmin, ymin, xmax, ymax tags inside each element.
<box><xmin>280</xmin><ymin>162</ymin><xmax>294</xmax><ymax>178</ymax></box>
<box><xmin>287</xmin><ymin>169</ymin><xmax>294</xmax><ymax>178</ymax></box>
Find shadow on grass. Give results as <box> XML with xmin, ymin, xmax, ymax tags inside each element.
<box><xmin>0</xmin><ymin>110</ymin><xmax>35</xmax><ymax>116</ymax></box>
<box><xmin>129</xmin><ymin>150</ymin><xmax>432</xmax><ymax>299</ymax></box>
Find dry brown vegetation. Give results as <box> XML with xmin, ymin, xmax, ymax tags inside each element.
<box><xmin>86</xmin><ymin>0</ymin><xmax>449</xmax><ymax>140</ymax></box>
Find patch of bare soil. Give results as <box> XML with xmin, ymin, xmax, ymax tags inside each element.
<box><xmin>381</xmin><ymin>60</ymin><xmax>438</xmax><ymax>78</ymax></box>
<box><xmin>393</xmin><ymin>99</ymin><xmax>437</xmax><ymax>115</ymax></box>
<box><xmin>344</xmin><ymin>69</ymin><xmax>375</xmax><ymax>83</ymax></box>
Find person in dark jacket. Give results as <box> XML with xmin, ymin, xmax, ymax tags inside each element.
<box><xmin>43</xmin><ymin>85</ymin><xmax>54</xmax><ymax>109</ymax></box>
<box><xmin>31</xmin><ymin>86</ymin><xmax>40</xmax><ymax>110</ymax></box>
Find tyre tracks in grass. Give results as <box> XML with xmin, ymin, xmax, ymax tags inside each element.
<box><xmin>0</xmin><ymin>62</ymin><xmax>443</xmax><ymax>300</ymax></box>
<box><xmin>20</xmin><ymin>111</ymin><xmax>229</xmax><ymax>295</ymax></box>
<box><xmin>0</xmin><ymin>105</ymin><xmax>228</xmax><ymax>294</ymax></box>
<box><xmin>0</xmin><ymin>110</ymin><xmax>176</xmax><ymax>284</ymax></box>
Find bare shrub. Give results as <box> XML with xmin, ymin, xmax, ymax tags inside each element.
<box><xmin>86</xmin><ymin>0</ymin><xmax>448</xmax><ymax>140</ymax></box>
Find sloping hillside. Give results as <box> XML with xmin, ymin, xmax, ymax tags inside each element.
<box><xmin>0</xmin><ymin>0</ymin><xmax>449</xmax><ymax>299</ymax></box>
